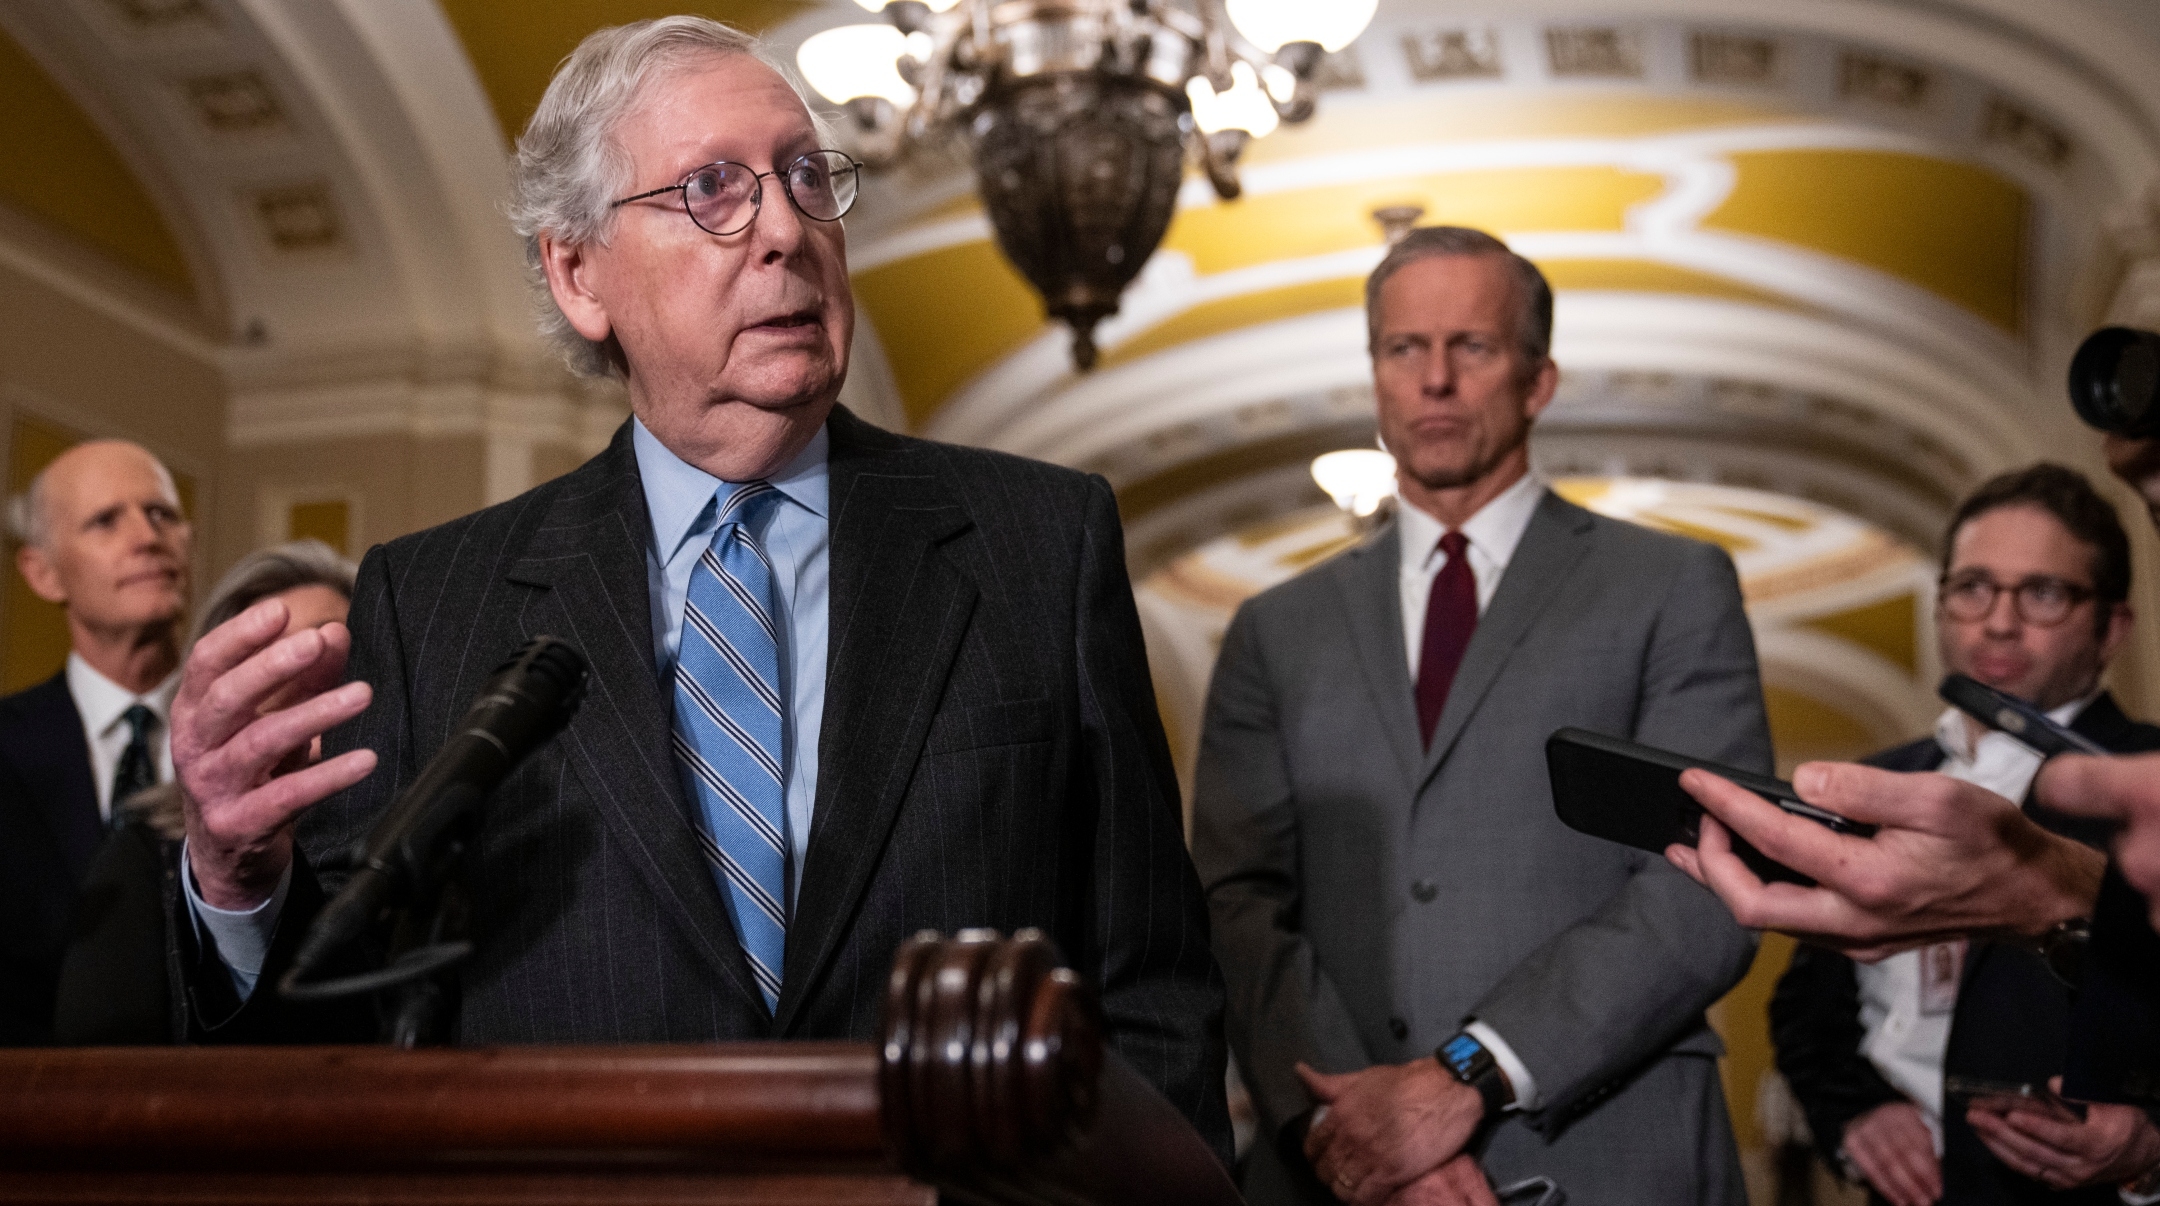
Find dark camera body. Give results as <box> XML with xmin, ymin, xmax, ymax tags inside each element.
<box><xmin>2070</xmin><ymin>326</ymin><xmax>2160</xmax><ymax>437</ymax></box>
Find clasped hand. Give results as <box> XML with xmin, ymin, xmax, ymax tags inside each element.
<box><xmin>1298</xmin><ymin>1059</ymin><xmax>1490</xmax><ymax>1205</ymax></box>
<box><xmin>175</xmin><ymin>598</ymin><xmax>378</xmax><ymax>911</ymax></box>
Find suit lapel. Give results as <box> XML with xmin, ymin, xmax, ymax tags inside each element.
<box><xmin>503</xmin><ymin>424</ymin><xmax>764</xmax><ymax>1015</ymax></box>
<box><xmin>1330</xmin><ymin>523</ymin><xmax>1422</xmax><ymax>795</ymax></box>
<box><xmin>776</xmin><ymin>409</ymin><xmax>977</xmax><ymax>1034</ymax></box>
<box><xmin>1418</xmin><ymin>492</ymin><xmax>1595</xmax><ymax>791</ymax></box>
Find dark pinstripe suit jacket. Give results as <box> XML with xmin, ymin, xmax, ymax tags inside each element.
<box><xmin>206</xmin><ymin>407</ymin><xmax>1229</xmax><ymax>1153</ymax></box>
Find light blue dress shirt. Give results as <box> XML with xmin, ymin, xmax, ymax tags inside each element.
<box><xmin>632</xmin><ymin>417</ymin><xmax>829</xmax><ymax>905</ymax></box>
<box><xmin>189</xmin><ymin>418</ymin><xmax>834</xmax><ymax>994</ymax></box>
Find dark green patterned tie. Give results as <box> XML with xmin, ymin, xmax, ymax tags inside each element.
<box><xmin>110</xmin><ymin>703</ymin><xmax>158</xmax><ymax>826</ymax></box>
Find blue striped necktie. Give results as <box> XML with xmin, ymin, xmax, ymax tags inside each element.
<box><xmin>671</xmin><ymin>481</ymin><xmax>788</xmax><ymax>1011</ymax></box>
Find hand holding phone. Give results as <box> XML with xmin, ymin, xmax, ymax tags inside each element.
<box><xmin>1546</xmin><ymin>729</ymin><xmax>1876</xmax><ymax>885</ymax></box>
<box><xmin>1946</xmin><ymin>1075</ymin><xmax>2088</xmax><ymax>1124</ymax></box>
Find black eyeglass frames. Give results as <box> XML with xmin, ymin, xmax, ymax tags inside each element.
<box><xmin>1938</xmin><ymin>571</ymin><xmax>2099</xmax><ymax>627</ymax></box>
<box><xmin>609</xmin><ymin>150</ymin><xmax>862</xmax><ymax>237</ymax></box>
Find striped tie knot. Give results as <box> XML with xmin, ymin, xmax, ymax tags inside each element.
<box><xmin>717</xmin><ymin>480</ymin><xmax>778</xmax><ymax>528</ymax></box>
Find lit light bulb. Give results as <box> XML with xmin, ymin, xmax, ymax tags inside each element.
<box><xmin>1311</xmin><ymin>449</ymin><xmax>1397</xmax><ymax>518</ymax></box>
<box><xmin>1185</xmin><ymin>61</ymin><xmax>1280</xmax><ymax>137</ymax></box>
<box><xmin>852</xmin><ymin>0</ymin><xmax>961</xmax><ymax>10</ymax></box>
<box><xmin>797</xmin><ymin>24</ymin><xmax>917</xmax><ymax>106</ymax></box>
<box><xmin>1225</xmin><ymin>0</ymin><xmax>1377</xmax><ymax>53</ymax></box>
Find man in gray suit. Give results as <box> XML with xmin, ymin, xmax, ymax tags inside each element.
<box><xmin>1192</xmin><ymin>227</ymin><xmax>1768</xmax><ymax>1206</ymax></box>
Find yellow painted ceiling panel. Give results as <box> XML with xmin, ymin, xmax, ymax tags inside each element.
<box><xmin>1163</xmin><ymin>165</ymin><xmax>1664</xmax><ymax>275</ymax></box>
<box><xmin>1103</xmin><ymin>277</ymin><xmax>1363</xmax><ymax>370</ymax></box>
<box><xmin>1540</xmin><ymin>259</ymin><xmax>1797</xmax><ymax>310</ymax></box>
<box><xmin>1704</xmin><ymin>150</ymin><xmax>2025</xmax><ymax>332</ymax></box>
<box><xmin>0</xmin><ymin>27</ymin><xmax>192</xmax><ymax>296</ymax></box>
<box><xmin>1765</xmin><ymin>683</ymin><xmax>1881</xmax><ymax>767</ymax></box>
<box><xmin>853</xmin><ymin>240</ymin><xmax>1046</xmax><ymax>425</ymax></box>
<box><xmin>1798</xmin><ymin>591</ymin><xmax>1920</xmax><ymax>674</ymax></box>
<box><xmin>437</xmin><ymin>0</ymin><xmax>812</xmax><ymax>143</ymax></box>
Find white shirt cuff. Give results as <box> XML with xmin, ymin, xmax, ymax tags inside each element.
<box><xmin>1465</xmin><ymin>1019</ymin><xmax>1541</xmax><ymax>1112</ymax></box>
<box><xmin>2122</xmin><ymin>1180</ymin><xmax>2160</xmax><ymax>1206</ymax></box>
<box><xmin>179</xmin><ymin>840</ymin><xmax>291</xmax><ymax>1001</ymax></box>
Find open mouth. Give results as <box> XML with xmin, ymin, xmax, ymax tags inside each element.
<box><xmin>749</xmin><ymin>310</ymin><xmax>820</xmax><ymax>331</ymax></box>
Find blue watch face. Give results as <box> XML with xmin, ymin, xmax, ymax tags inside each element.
<box><xmin>1442</xmin><ymin>1033</ymin><xmax>1483</xmax><ymax>1071</ymax></box>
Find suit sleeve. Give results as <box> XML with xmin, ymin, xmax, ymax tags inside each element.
<box><xmin>1470</xmin><ymin>540</ymin><xmax>1765</xmax><ymax>1126</ymax></box>
<box><xmin>1771</xmin><ymin>944</ymin><xmax>1904</xmax><ymax>1167</ymax></box>
<box><xmin>1071</xmin><ymin>475</ymin><xmax>1234</xmax><ymax>1167</ymax></box>
<box><xmin>1189</xmin><ymin>597</ymin><xmax>1373</xmax><ymax>1142</ymax></box>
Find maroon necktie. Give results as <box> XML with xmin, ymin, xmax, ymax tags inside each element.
<box><xmin>1416</xmin><ymin>530</ymin><xmax>1478</xmax><ymax>746</ymax></box>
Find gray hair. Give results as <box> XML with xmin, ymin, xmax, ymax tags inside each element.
<box><xmin>508</xmin><ymin>16</ymin><xmax>799</xmax><ymax>378</ymax></box>
<box><xmin>5</xmin><ymin>482</ymin><xmax>43</xmax><ymax>548</ymax></box>
<box><xmin>189</xmin><ymin>539</ymin><xmax>357</xmax><ymax>645</ymax></box>
<box><xmin>1365</xmin><ymin>226</ymin><xmax>1554</xmax><ymax>366</ymax></box>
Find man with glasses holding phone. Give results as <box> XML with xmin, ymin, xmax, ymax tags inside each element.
<box><xmin>156</xmin><ymin>15</ymin><xmax>1230</xmax><ymax>1157</ymax></box>
<box><xmin>1771</xmin><ymin>463</ymin><xmax>2160</xmax><ymax>1206</ymax></box>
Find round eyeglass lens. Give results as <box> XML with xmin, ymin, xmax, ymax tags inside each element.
<box><xmin>683</xmin><ymin>163</ymin><xmax>761</xmax><ymax>235</ymax></box>
<box><xmin>785</xmin><ymin>151</ymin><xmax>859</xmax><ymax>221</ymax></box>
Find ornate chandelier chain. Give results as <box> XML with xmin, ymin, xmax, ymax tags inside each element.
<box><xmin>838</xmin><ymin>0</ymin><xmax>1339</xmax><ymax>370</ymax></box>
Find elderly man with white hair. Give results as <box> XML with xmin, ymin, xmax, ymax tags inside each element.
<box><xmin>0</xmin><ymin>439</ymin><xmax>191</xmax><ymax>1046</ymax></box>
<box><xmin>166</xmin><ymin>16</ymin><xmax>1230</xmax><ymax>1154</ymax></box>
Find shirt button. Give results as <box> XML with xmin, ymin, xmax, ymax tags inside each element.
<box><xmin>1389</xmin><ymin>1016</ymin><xmax>1409</xmax><ymax>1041</ymax></box>
<box><xmin>1411</xmin><ymin>880</ymin><xmax>1438</xmax><ymax>903</ymax></box>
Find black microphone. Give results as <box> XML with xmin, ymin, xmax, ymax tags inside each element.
<box><xmin>282</xmin><ymin>636</ymin><xmax>587</xmax><ymax>996</ymax></box>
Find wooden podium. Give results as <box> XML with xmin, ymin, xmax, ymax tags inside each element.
<box><xmin>0</xmin><ymin>931</ymin><xmax>1241</xmax><ymax>1206</ymax></box>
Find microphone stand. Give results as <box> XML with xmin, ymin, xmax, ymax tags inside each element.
<box><xmin>278</xmin><ymin>636</ymin><xmax>587</xmax><ymax>1048</ymax></box>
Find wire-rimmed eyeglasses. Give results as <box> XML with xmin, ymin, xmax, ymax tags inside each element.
<box><xmin>609</xmin><ymin>150</ymin><xmax>862</xmax><ymax>237</ymax></box>
<box><xmin>1938</xmin><ymin>571</ymin><xmax>2099</xmax><ymax>627</ymax></box>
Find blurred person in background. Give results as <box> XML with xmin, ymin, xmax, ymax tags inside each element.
<box><xmin>0</xmin><ymin>440</ymin><xmax>189</xmax><ymax>1045</ymax></box>
<box><xmin>51</xmin><ymin>539</ymin><xmax>355</xmax><ymax>1044</ymax></box>
<box><xmin>1770</xmin><ymin>464</ymin><xmax>2160</xmax><ymax>1206</ymax></box>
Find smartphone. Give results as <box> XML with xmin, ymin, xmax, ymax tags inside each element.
<box><xmin>1546</xmin><ymin>728</ymin><xmax>1877</xmax><ymax>886</ymax></box>
<box><xmin>1939</xmin><ymin>674</ymin><xmax>2106</xmax><ymax>758</ymax></box>
<box><xmin>1944</xmin><ymin>1074</ymin><xmax>2088</xmax><ymax>1123</ymax></box>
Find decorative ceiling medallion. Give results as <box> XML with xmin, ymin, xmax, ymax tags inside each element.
<box><xmin>182</xmin><ymin>70</ymin><xmax>283</xmax><ymax>134</ymax></box>
<box><xmin>1546</xmin><ymin>27</ymin><xmax>1644</xmax><ymax>79</ymax></box>
<box><xmin>1983</xmin><ymin>98</ymin><xmax>2072</xmax><ymax>170</ymax></box>
<box><xmin>1402</xmin><ymin>28</ymin><xmax>1502</xmax><ymax>82</ymax></box>
<box><xmin>1314</xmin><ymin>47</ymin><xmax>1368</xmax><ymax>91</ymax></box>
<box><xmin>1691</xmin><ymin>32</ymin><xmax>1779</xmax><ymax>86</ymax></box>
<box><xmin>100</xmin><ymin>0</ymin><xmax>215</xmax><ymax>29</ymax></box>
<box><xmin>250</xmin><ymin>182</ymin><xmax>342</xmax><ymax>252</ymax></box>
<box><xmin>1839</xmin><ymin>51</ymin><xmax>1931</xmax><ymax>108</ymax></box>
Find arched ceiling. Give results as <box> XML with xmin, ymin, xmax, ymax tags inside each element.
<box><xmin>0</xmin><ymin>23</ymin><xmax>194</xmax><ymax>297</ymax></box>
<box><xmin>4</xmin><ymin>0</ymin><xmax>2160</xmax><ymax>519</ymax></box>
<box><xmin>434</xmin><ymin>0</ymin><xmax>812</xmax><ymax>147</ymax></box>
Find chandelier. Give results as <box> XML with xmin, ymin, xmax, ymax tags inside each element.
<box><xmin>798</xmin><ymin>0</ymin><xmax>1377</xmax><ymax>370</ymax></box>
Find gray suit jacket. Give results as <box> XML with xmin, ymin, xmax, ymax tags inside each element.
<box><xmin>1192</xmin><ymin>490</ymin><xmax>1766</xmax><ymax>1205</ymax></box>
<box><xmin>187</xmin><ymin>408</ymin><xmax>1231</xmax><ymax>1161</ymax></box>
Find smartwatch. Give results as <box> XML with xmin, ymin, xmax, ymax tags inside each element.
<box><xmin>1437</xmin><ymin>1030</ymin><xmax>1508</xmax><ymax>1117</ymax></box>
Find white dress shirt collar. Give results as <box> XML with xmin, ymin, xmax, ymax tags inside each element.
<box><xmin>66</xmin><ymin>652</ymin><xmax>180</xmax><ymax>818</ymax></box>
<box><xmin>66</xmin><ymin>653</ymin><xmax>179</xmax><ymax>742</ymax></box>
<box><xmin>1931</xmin><ymin>690</ymin><xmax>2096</xmax><ymax>798</ymax></box>
<box><xmin>1396</xmin><ymin>470</ymin><xmax>1545</xmax><ymax>576</ymax></box>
